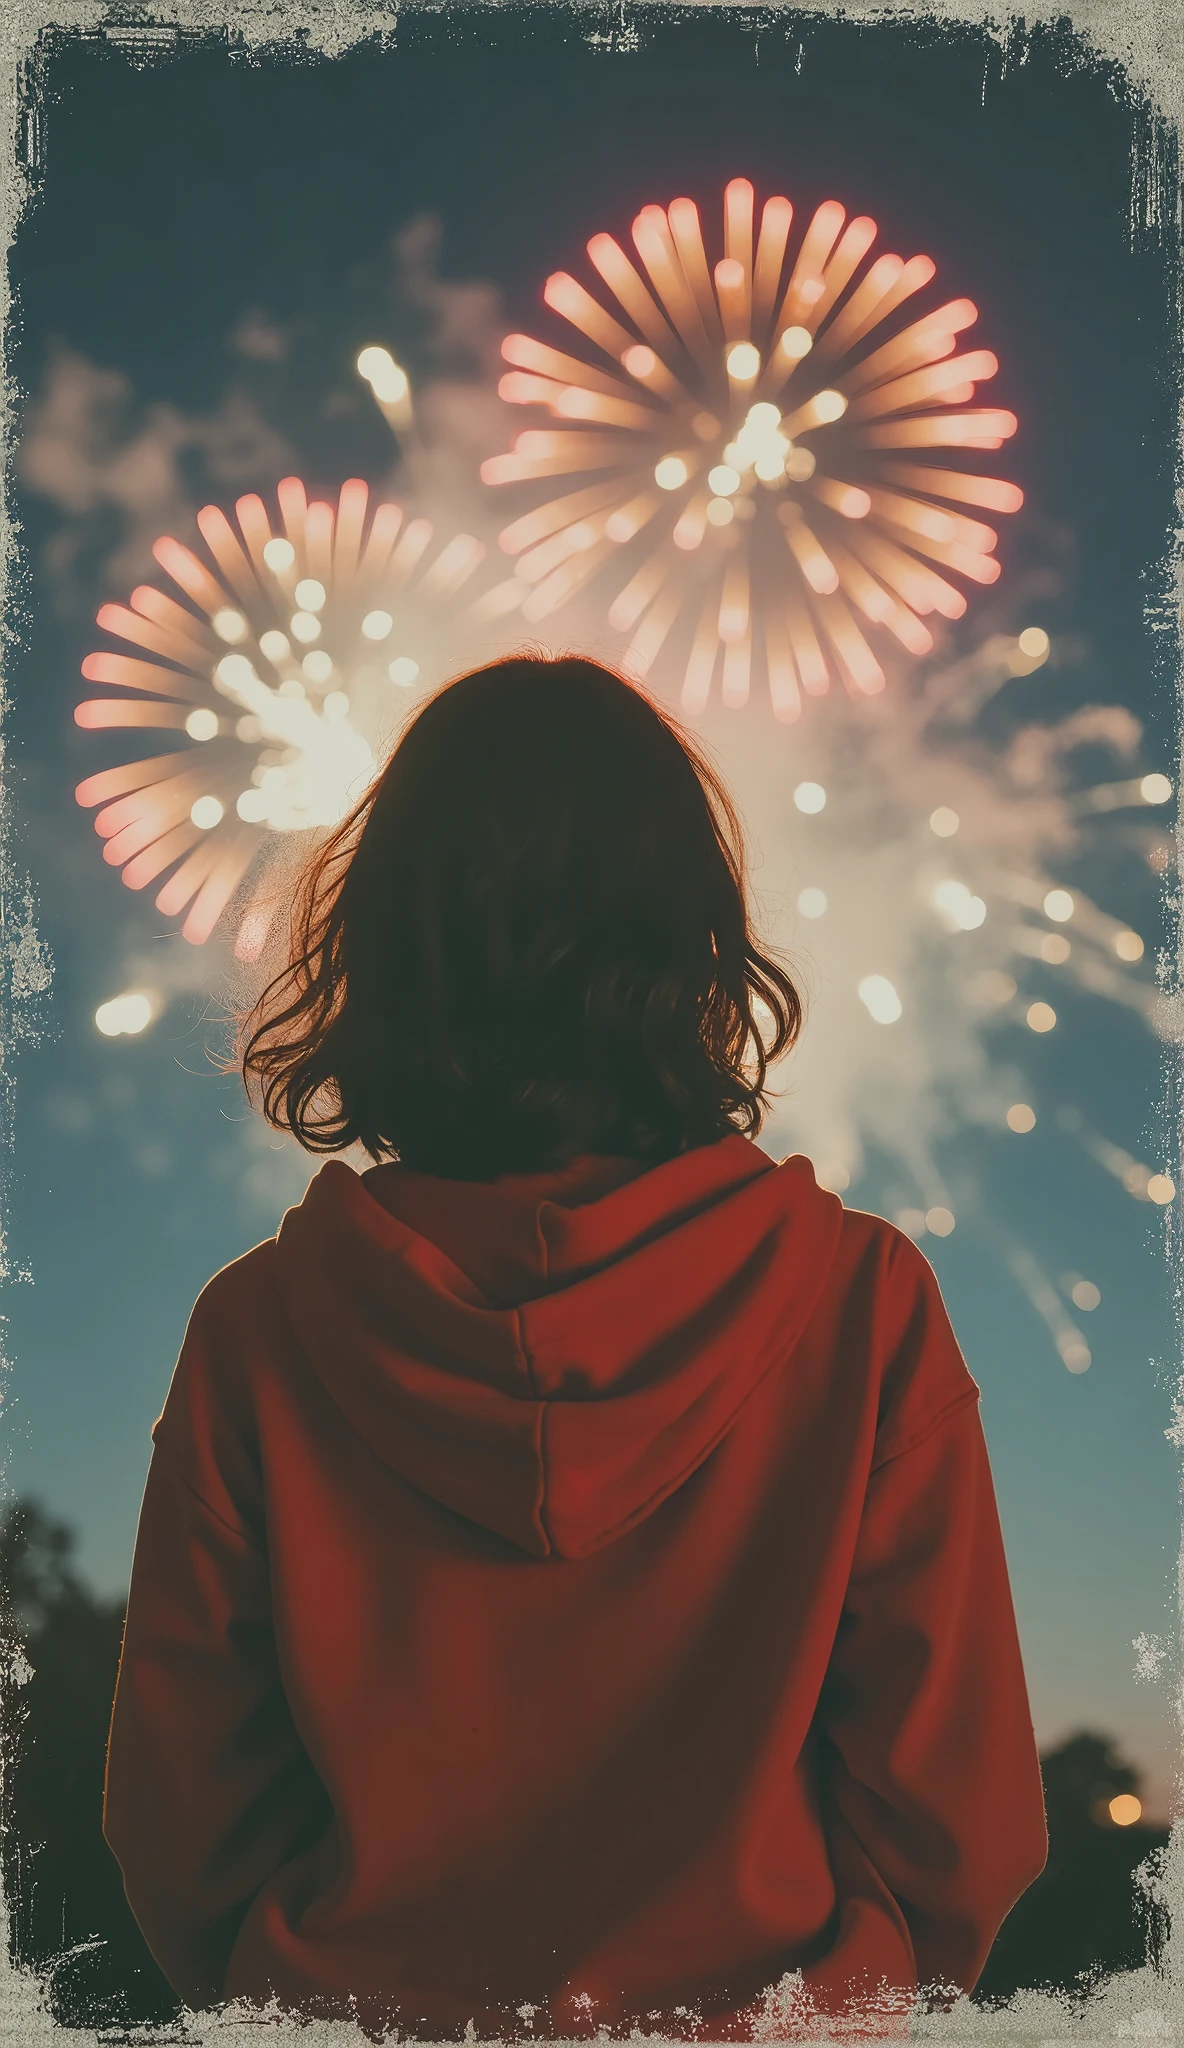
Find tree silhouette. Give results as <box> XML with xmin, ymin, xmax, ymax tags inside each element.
<box><xmin>0</xmin><ymin>1498</ymin><xmax>181</xmax><ymax>2028</ymax></box>
<box><xmin>973</xmin><ymin>1730</ymin><xmax>1171</xmax><ymax>2002</ymax></box>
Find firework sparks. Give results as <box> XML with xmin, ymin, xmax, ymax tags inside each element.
<box><xmin>720</xmin><ymin>626</ymin><xmax>1174</xmax><ymax>1370</ymax></box>
<box><xmin>1004</xmin><ymin>1242</ymin><xmax>1094</xmax><ymax>1375</ymax></box>
<box><xmin>75</xmin><ymin>477</ymin><xmax>486</xmax><ymax>949</ymax></box>
<box><xmin>482</xmin><ymin>179</ymin><xmax>1021</xmax><ymax>717</ymax></box>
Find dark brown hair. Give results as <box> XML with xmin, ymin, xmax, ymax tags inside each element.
<box><xmin>240</xmin><ymin>653</ymin><xmax>802</xmax><ymax>1179</ymax></box>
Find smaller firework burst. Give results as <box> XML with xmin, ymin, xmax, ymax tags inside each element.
<box><xmin>483</xmin><ymin>178</ymin><xmax>1021</xmax><ymax>719</ymax></box>
<box><xmin>75</xmin><ymin>478</ymin><xmax>485</xmax><ymax>949</ymax></box>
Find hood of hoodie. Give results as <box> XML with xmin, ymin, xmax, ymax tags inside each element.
<box><xmin>274</xmin><ymin>1134</ymin><xmax>844</xmax><ymax>1561</ymax></box>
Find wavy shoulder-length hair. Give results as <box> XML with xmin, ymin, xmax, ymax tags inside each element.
<box><xmin>240</xmin><ymin>653</ymin><xmax>803</xmax><ymax>1179</ymax></box>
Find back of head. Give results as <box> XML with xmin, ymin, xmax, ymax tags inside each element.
<box><xmin>241</xmin><ymin>653</ymin><xmax>801</xmax><ymax>1179</ymax></box>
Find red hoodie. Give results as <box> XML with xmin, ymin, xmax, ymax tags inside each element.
<box><xmin>104</xmin><ymin>1136</ymin><xmax>1047</xmax><ymax>2037</ymax></box>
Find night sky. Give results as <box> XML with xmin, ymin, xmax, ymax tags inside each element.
<box><xmin>5</xmin><ymin>14</ymin><xmax>1182</xmax><ymax>1815</ymax></box>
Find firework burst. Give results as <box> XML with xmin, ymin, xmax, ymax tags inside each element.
<box><xmin>482</xmin><ymin>178</ymin><xmax>1022</xmax><ymax>717</ymax></box>
<box><xmin>725</xmin><ymin>625</ymin><xmax>1176</xmax><ymax>1372</ymax></box>
<box><xmin>74</xmin><ymin>478</ymin><xmax>486</xmax><ymax>950</ymax></box>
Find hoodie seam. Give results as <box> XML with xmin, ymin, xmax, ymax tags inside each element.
<box><xmin>514</xmin><ymin>1309</ymin><xmax>554</xmax><ymax>1555</ymax></box>
<box><xmin>147</xmin><ymin>1437</ymin><xmax>266</xmax><ymax>1556</ymax></box>
<box><xmin>536</xmin><ymin>1400</ymin><xmax>554</xmax><ymax>1555</ymax></box>
<box><xmin>535</xmin><ymin>1206</ymin><xmax>552</xmax><ymax>1290</ymax></box>
<box><xmin>513</xmin><ymin>1306</ymin><xmax>541</xmax><ymax>1400</ymax></box>
<box><xmin>870</xmin><ymin>1380</ymin><xmax>981</xmax><ymax>1473</ymax></box>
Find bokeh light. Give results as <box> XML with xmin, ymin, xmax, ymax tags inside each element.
<box><xmin>94</xmin><ymin>991</ymin><xmax>156</xmax><ymax>1037</ymax></box>
<box><xmin>358</xmin><ymin>346</ymin><xmax>413</xmax><ymax>426</ymax></box>
<box><xmin>858</xmin><ymin>973</ymin><xmax>903</xmax><ymax>1024</ymax></box>
<box><xmin>1108</xmin><ymin>1794</ymin><xmax>1142</xmax><ymax>1827</ymax></box>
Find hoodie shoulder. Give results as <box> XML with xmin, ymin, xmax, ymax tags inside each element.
<box><xmin>180</xmin><ymin>1236</ymin><xmax>291</xmax><ymax>1377</ymax></box>
<box><xmin>149</xmin><ymin>1236</ymin><xmax>295</xmax><ymax>1541</ymax></box>
<box><xmin>834</xmin><ymin>1205</ymin><xmax>982</xmax><ymax>1469</ymax></box>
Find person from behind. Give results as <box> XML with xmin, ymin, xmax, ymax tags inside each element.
<box><xmin>104</xmin><ymin>653</ymin><xmax>1048</xmax><ymax>2038</ymax></box>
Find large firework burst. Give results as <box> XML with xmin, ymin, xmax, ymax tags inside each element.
<box><xmin>75</xmin><ymin>478</ymin><xmax>486</xmax><ymax>949</ymax></box>
<box><xmin>482</xmin><ymin>179</ymin><xmax>1021</xmax><ymax>717</ymax></box>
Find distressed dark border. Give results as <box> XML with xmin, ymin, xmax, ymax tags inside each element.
<box><xmin>0</xmin><ymin>1</ymin><xmax>1181</xmax><ymax>2040</ymax></box>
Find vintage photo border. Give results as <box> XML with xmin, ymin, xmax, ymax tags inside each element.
<box><xmin>0</xmin><ymin>0</ymin><xmax>1180</xmax><ymax>2038</ymax></box>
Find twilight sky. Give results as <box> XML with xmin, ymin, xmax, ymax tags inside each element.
<box><xmin>4</xmin><ymin>13</ymin><xmax>1182</xmax><ymax>1818</ymax></box>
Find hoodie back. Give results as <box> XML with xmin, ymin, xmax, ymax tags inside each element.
<box><xmin>105</xmin><ymin>1136</ymin><xmax>1047</xmax><ymax>2037</ymax></box>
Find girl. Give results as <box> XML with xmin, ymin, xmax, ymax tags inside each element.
<box><xmin>104</xmin><ymin>654</ymin><xmax>1047</xmax><ymax>2038</ymax></box>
